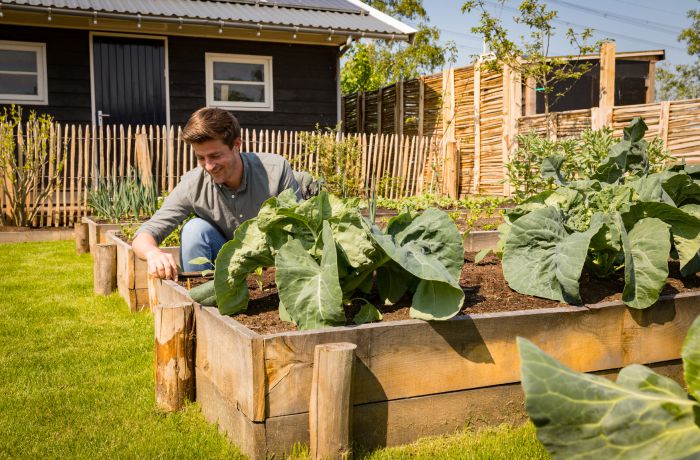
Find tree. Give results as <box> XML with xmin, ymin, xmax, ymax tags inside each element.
<box><xmin>462</xmin><ymin>0</ymin><xmax>600</xmax><ymax>122</ymax></box>
<box><xmin>340</xmin><ymin>1</ymin><xmax>456</xmax><ymax>95</ymax></box>
<box><xmin>656</xmin><ymin>8</ymin><xmax>700</xmax><ymax>101</ymax></box>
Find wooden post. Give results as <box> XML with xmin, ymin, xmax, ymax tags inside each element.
<box><xmin>395</xmin><ymin>79</ymin><xmax>404</xmax><ymax>138</ymax></box>
<box><xmin>524</xmin><ymin>76</ymin><xmax>537</xmax><ymax>116</ymax></box>
<box><xmin>594</xmin><ymin>41</ymin><xmax>616</xmax><ymax>130</ymax></box>
<box><xmin>154</xmin><ymin>301</ymin><xmax>195</xmax><ymax>412</ymax></box>
<box><xmin>658</xmin><ymin>101</ymin><xmax>670</xmax><ymax>150</ymax></box>
<box><xmin>417</xmin><ymin>78</ymin><xmax>425</xmax><ymax>139</ymax></box>
<box><xmin>135</xmin><ymin>131</ymin><xmax>153</xmax><ymax>187</ymax></box>
<box><xmin>647</xmin><ymin>61</ymin><xmax>656</xmax><ymax>103</ymax></box>
<box><xmin>472</xmin><ymin>61</ymin><xmax>482</xmax><ymax>195</ymax></box>
<box><xmin>441</xmin><ymin>67</ymin><xmax>457</xmax><ymax>198</ymax></box>
<box><xmin>94</xmin><ymin>243</ymin><xmax>117</xmax><ymax>295</ymax></box>
<box><xmin>75</xmin><ymin>222</ymin><xmax>89</xmax><ymax>254</ymax></box>
<box><xmin>376</xmin><ymin>87</ymin><xmax>383</xmax><ymax>134</ymax></box>
<box><xmin>310</xmin><ymin>342</ymin><xmax>357</xmax><ymax>460</ymax></box>
<box><xmin>504</xmin><ymin>65</ymin><xmax>522</xmax><ymax>196</ymax></box>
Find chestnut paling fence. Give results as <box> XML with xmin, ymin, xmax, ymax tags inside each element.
<box><xmin>0</xmin><ymin>123</ymin><xmax>442</xmax><ymax>228</ymax></box>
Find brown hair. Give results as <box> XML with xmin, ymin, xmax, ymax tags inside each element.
<box><xmin>182</xmin><ymin>107</ymin><xmax>241</xmax><ymax>148</ymax></box>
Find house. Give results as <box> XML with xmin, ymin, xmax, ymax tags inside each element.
<box><xmin>0</xmin><ymin>0</ymin><xmax>416</xmax><ymax>130</ymax></box>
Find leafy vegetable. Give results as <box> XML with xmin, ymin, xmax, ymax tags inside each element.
<box><xmin>518</xmin><ymin>315</ymin><xmax>700</xmax><ymax>459</ymax></box>
<box><xmin>189</xmin><ymin>190</ymin><xmax>465</xmax><ymax>330</ymax></box>
<box><xmin>498</xmin><ymin>118</ymin><xmax>700</xmax><ymax>309</ymax></box>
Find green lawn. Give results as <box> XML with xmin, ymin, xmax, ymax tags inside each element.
<box><xmin>0</xmin><ymin>240</ymin><xmax>549</xmax><ymax>459</ymax></box>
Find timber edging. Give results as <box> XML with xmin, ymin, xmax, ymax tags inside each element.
<box><xmin>149</xmin><ymin>276</ymin><xmax>700</xmax><ymax>459</ymax></box>
<box><xmin>0</xmin><ymin>227</ymin><xmax>74</xmax><ymax>243</ymax></box>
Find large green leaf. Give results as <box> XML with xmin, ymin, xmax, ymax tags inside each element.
<box><xmin>683</xmin><ymin>316</ymin><xmax>700</xmax><ymax>401</ymax></box>
<box><xmin>275</xmin><ymin>221</ymin><xmax>345</xmax><ymax>330</ymax></box>
<box><xmin>214</xmin><ymin>220</ymin><xmax>274</xmax><ymax>316</ymax></box>
<box><xmin>625</xmin><ymin>202</ymin><xmax>700</xmax><ymax>277</ymax></box>
<box><xmin>540</xmin><ymin>154</ymin><xmax>567</xmax><ymax>185</ymax></box>
<box><xmin>616</xmin><ymin>215</ymin><xmax>671</xmax><ymax>309</ymax></box>
<box><xmin>503</xmin><ymin>206</ymin><xmax>601</xmax><ymax>304</ymax></box>
<box><xmin>376</xmin><ymin>261</ymin><xmax>413</xmax><ymax>304</ymax></box>
<box><xmin>662</xmin><ymin>172</ymin><xmax>700</xmax><ymax>207</ymax></box>
<box><xmin>368</xmin><ymin>208</ymin><xmax>464</xmax><ymax>320</ymax></box>
<box><xmin>518</xmin><ymin>337</ymin><xmax>700</xmax><ymax>460</ymax></box>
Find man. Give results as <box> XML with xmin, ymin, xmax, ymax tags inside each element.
<box><xmin>133</xmin><ymin>108</ymin><xmax>300</xmax><ymax>281</ymax></box>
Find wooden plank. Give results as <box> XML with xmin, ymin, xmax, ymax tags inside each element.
<box><xmin>197</xmin><ymin>370</ymin><xmax>267</xmax><ymax>460</ymax></box>
<box><xmin>196</xmin><ymin>305</ymin><xmax>266</xmax><ymax>422</ymax></box>
<box><xmin>265</xmin><ymin>360</ymin><xmax>683</xmax><ymax>455</ymax></box>
<box><xmin>598</xmin><ymin>41</ymin><xmax>616</xmax><ymax>129</ymax></box>
<box><xmin>263</xmin><ymin>293</ymin><xmax>700</xmax><ymax>418</ymax></box>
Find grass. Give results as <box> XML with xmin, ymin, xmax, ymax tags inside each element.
<box><xmin>0</xmin><ymin>240</ymin><xmax>550</xmax><ymax>459</ymax></box>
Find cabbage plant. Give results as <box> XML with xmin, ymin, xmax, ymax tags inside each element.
<box><xmin>190</xmin><ymin>190</ymin><xmax>465</xmax><ymax>330</ymax></box>
<box><xmin>518</xmin><ymin>315</ymin><xmax>700</xmax><ymax>459</ymax></box>
<box><xmin>497</xmin><ymin>117</ymin><xmax>700</xmax><ymax>309</ymax></box>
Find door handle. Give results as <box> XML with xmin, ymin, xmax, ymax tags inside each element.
<box><xmin>97</xmin><ymin>110</ymin><xmax>111</xmax><ymax>127</ymax></box>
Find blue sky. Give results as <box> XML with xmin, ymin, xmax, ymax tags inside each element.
<box><xmin>412</xmin><ymin>0</ymin><xmax>698</xmax><ymax>68</ymax></box>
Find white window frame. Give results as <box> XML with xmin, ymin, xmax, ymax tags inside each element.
<box><xmin>205</xmin><ymin>53</ymin><xmax>273</xmax><ymax>111</ymax></box>
<box><xmin>0</xmin><ymin>40</ymin><xmax>48</xmax><ymax>105</ymax></box>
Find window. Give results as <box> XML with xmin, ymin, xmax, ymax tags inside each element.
<box><xmin>205</xmin><ymin>53</ymin><xmax>273</xmax><ymax>111</ymax></box>
<box><xmin>0</xmin><ymin>41</ymin><xmax>48</xmax><ymax>105</ymax></box>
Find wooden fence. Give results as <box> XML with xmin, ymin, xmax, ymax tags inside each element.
<box><xmin>343</xmin><ymin>42</ymin><xmax>700</xmax><ymax>196</ymax></box>
<box><xmin>0</xmin><ymin>124</ymin><xmax>437</xmax><ymax>228</ymax></box>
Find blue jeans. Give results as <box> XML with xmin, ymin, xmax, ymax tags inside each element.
<box><xmin>180</xmin><ymin>218</ymin><xmax>228</xmax><ymax>271</ymax></box>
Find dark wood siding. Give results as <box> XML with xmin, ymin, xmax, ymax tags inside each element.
<box><xmin>0</xmin><ymin>25</ymin><xmax>91</xmax><ymax>124</ymax></box>
<box><xmin>168</xmin><ymin>36</ymin><xmax>338</xmax><ymax>130</ymax></box>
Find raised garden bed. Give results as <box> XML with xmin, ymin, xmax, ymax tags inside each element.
<box><xmin>107</xmin><ymin>232</ymin><xmax>179</xmax><ymax>312</ymax></box>
<box><xmin>0</xmin><ymin>226</ymin><xmax>74</xmax><ymax>243</ymax></box>
<box><xmin>75</xmin><ymin>216</ymin><xmax>122</xmax><ymax>254</ymax></box>
<box><xmin>148</xmin><ymin>256</ymin><xmax>700</xmax><ymax>459</ymax></box>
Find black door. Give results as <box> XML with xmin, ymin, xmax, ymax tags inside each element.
<box><xmin>93</xmin><ymin>35</ymin><xmax>166</xmax><ymax>126</ymax></box>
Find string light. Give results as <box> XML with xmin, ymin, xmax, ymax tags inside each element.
<box><xmin>178</xmin><ymin>17</ymin><xmax>183</xmax><ymax>30</ymax></box>
<box><xmin>292</xmin><ymin>26</ymin><xmax>298</xmax><ymax>40</ymax></box>
<box><xmin>137</xmin><ymin>13</ymin><xmax>142</xmax><ymax>28</ymax></box>
<box><xmin>256</xmin><ymin>23</ymin><xmax>262</xmax><ymax>37</ymax></box>
<box><xmin>47</xmin><ymin>7</ymin><xmax>52</xmax><ymax>21</ymax></box>
<box><xmin>93</xmin><ymin>11</ymin><xmax>98</xmax><ymax>25</ymax></box>
<box><xmin>218</xmin><ymin>20</ymin><xmax>223</xmax><ymax>33</ymax></box>
<box><xmin>0</xmin><ymin>3</ymin><xmax>4</xmax><ymax>18</ymax></box>
<box><xmin>327</xmin><ymin>29</ymin><xmax>334</xmax><ymax>41</ymax></box>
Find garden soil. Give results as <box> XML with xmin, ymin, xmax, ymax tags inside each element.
<box><xmin>178</xmin><ymin>252</ymin><xmax>700</xmax><ymax>335</ymax></box>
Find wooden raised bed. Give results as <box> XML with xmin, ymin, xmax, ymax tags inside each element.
<box><xmin>76</xmin><ymin>216</ymin><xmax>122</xmax><ymax>254</ymax></box>
<box><xmin>149</xmin><ymin>277</ymin><xmax>699</xmax><ymax>459</ymax></box>
<box><xmin>107</xmin><ymin>232</ymin><xmax>180</xmax><ymax>312</ymax></box>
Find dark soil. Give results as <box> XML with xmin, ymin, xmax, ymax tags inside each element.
<box><xmin>178</xmin><ymin>253</ymin><xmax>700</xmax><ymax>335</ymax></box>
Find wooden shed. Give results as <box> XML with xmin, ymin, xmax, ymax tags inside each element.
<box><xmin>0</xmin><ymin>0</ymin><xmax>416</xmax><ymax>130</ymax></box>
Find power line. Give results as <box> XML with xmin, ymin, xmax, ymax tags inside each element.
<box><xmin>547</xmin><ymin>0</ymin><xmax>681</xmax><ymax>35</ymax></box>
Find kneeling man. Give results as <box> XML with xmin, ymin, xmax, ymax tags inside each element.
<box><xmin>133</xmin><ymin>108</ymin><xmax>300</xmax><ymax>280</ymax></box>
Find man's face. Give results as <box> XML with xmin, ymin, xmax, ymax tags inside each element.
<box><xmin>193</xmin><ymin>138</ymin><xmax>241</xmax><ymax>185</ymax></box>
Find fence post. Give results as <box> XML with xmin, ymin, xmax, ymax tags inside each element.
<box><xmin>135</xmin><ymin>130</ymin><xmax>154</xmax><ymax>188</ymax></box>
<box><xmin>592</xmin><ymin>41</ymin><xmax>616</xmax><ymax>130</ymax></box>
<box><xmin>441</xmin><ymin>67</ymin><xmax>458</xmax><ymax>198</ymax></box>
<box><xmin>658</xmin><ymin>101</ymin><xmax>670</xmax><ymax>150</ymax></box>
<box><xmin>503</xmin><ymin>63</ymin><xmax>521</xmax><ymax>196</ymax></box>
<box><xmin>472</xmin><ymin>61</ymin><xmax>482</xmax><ymax>195</ymax></box>
<box><xmin>94</xmin><ymin>242</ymin><xmax>117</xmax><ymax>295</ymax></box>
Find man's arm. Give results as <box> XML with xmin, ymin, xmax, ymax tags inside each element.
<box><xmin>133</xmin><ymin>232</ymin><xmax>179</xmax><ymax>281</ymax></box>
<box><xmin>279</xmin><ymin>158</ymin><xmax>302</xmax><ymax>200</ymax></box>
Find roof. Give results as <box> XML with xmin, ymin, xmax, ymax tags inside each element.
<box><xmin>0</xmin><ymin>0</ymin><xmax>417</xmax><ymax>41</ymax></box>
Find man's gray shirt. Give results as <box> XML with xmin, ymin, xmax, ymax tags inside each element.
<box><xmin>136</xmin><ymin>152</ymin><xmax>300</xmax><ymax>244</ymax></box>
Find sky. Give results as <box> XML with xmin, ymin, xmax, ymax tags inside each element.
<box><xmin>410</xmin><ymin>0</ymin><xmax>698</xmax><ymax>68</ymax></box>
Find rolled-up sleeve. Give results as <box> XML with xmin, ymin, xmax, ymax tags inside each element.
<box><xmin>279</xmin><ymin>159</ymin><xmax>302</xmax><ymax>201</ymax></box>
<box><xmin>135</xmin><ymin>180</ymin><xmax>193</xmax><ymax>245</ymax></box>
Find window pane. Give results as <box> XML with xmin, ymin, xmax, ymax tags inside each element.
<box><xmin>213</xmin><ymin>62</ymin><xmax>264</xmax><ymax>82</ymax></box>
<box><xmin>0</xmin><ymin>49</ymin><xmax>37</xmax><ymax>72</ymax></box>
<box><xmin>214</xmin><ymin>83</ymin><xmax>265</xmax><ymax>103</ymax></box>
<box><xmin>0</xmin><ymin>73</ymin><xmax>38</xmax><ymax>95</ymax></box>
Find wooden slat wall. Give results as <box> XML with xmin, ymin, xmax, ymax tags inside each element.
<box><xmin>454</xmin><ymin>67</ymin><xmax>475</xmax><ymax>196</ymax></box>
<box><xmin>0</xmin><ymin>124</ymin><xmax>436</xmax><ymax>227</ymax></box>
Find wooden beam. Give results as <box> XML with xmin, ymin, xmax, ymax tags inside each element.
<box><xmin>597</xmin><ymin>41</ymin><xmax>616</xmax><ymax>129</ymax></box>
<box><xmin>309</xmin><ymin>343</ymin><xmax>357</xmax><ymax>460</ymax></box>
<box><xmin>647</xmin><ymin>61</ymin><xmax>656</xmax><ymax>103</ymax></box>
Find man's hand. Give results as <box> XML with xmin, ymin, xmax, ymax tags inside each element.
<box><xmin>146</xmin><ymin>249</ymin><xmax>179</xmax><ymax>281</ymax></box>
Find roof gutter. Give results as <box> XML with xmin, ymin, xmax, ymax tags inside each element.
<box><xmin>0</xmin><ymin>2</ymin><xmax>412</xmax><ymax>41</ymax></box>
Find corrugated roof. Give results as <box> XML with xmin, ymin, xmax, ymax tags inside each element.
<box><xmin>2</xmin><ymin>0</ymin><xmax>409</xmax><ymax>35</ymax></box>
